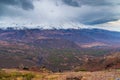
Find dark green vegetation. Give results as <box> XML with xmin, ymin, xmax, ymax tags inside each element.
<box><xmin>0</xmin><ymin>28</ymin><xmax>120</xmax><ymax>72</ymax></box>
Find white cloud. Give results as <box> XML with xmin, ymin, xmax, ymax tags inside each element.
<box><xmin>0</xmin><ymin>0</ymin><xmax>120</xmax><ymax>31</ymax></box>
<box><xmin>94</xmin><ymin>20</ymin><xmax>120</xmax><ymax>31</ymax></box>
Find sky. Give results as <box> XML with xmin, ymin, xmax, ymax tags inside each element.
<box><xmin>0</xmin><ymin>0</ymin><xmax>120</xmax><ymax>31</ymax></box>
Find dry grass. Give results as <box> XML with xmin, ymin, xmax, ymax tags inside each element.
<box><xmin>0</xmin><ymin>69</ymin><xmax>120</xmax><ymax>80</ymax></box>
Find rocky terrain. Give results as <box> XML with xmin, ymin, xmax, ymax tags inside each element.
<box><xmin>0</xmin><ymin>28</ymin><xmax>120</xmax><ymax>72</ymax></box>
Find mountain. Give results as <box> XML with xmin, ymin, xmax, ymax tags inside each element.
<box><xmin>1</xmin><ymin>28</ymin><xmax>120</xmax><ymax>47</ymax></box>
<box><xmin>0</xmin><ymin>28</ymin><xmax>120</xmax><ymax>71</ymax></box>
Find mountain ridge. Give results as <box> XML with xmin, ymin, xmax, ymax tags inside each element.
<box><xmin>0</xmin><ymin>28</ymin><xmax>120</xmax><ymax>71</ymax></box>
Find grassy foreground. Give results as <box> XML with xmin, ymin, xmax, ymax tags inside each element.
<box><xmin>0</xmin><ymin>69</ymin><xmax>120</xmax><ymax>80</ymax></box>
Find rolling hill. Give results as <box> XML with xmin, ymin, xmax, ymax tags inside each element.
<box><xmin>0</xmin><ymin>28</ymin><xmax>120</xmax><ymax>71</ymax></box>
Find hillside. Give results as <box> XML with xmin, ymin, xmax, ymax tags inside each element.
<box><xmin>0</xmin><ymin>28</ymin><xmax>120</xmax><ymax>71</ymax></box>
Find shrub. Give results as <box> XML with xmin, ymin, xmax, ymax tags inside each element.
<box><xmin>22</xmin><ymin>73</ymin><xmax>35</xmax><ymax>80</ymax></box>
<box><xmin>74</xmin><ymin>67</ymin><xmax>87</xmax><ymax>72</ymax></box>
<box><xmin>66</xmin><ymin>76</ymin><xmax>83</xmax><ymax>80</ymax></box>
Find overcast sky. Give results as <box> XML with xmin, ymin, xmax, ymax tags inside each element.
<box><xmin>0</xmin><ymin>0</ymin><xmax>120</xmax><ymax>31</ymax></box>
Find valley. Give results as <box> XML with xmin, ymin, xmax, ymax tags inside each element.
<box><xmin>0</xmin><ymin>28</ymin><xmax>120</xmax><ymax>72</ymax></box>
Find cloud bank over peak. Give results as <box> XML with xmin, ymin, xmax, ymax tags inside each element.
<box><xmin>0</xmin><ymin>0</ymin><xmax>120</xmax><ymax>30</ymax></box>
